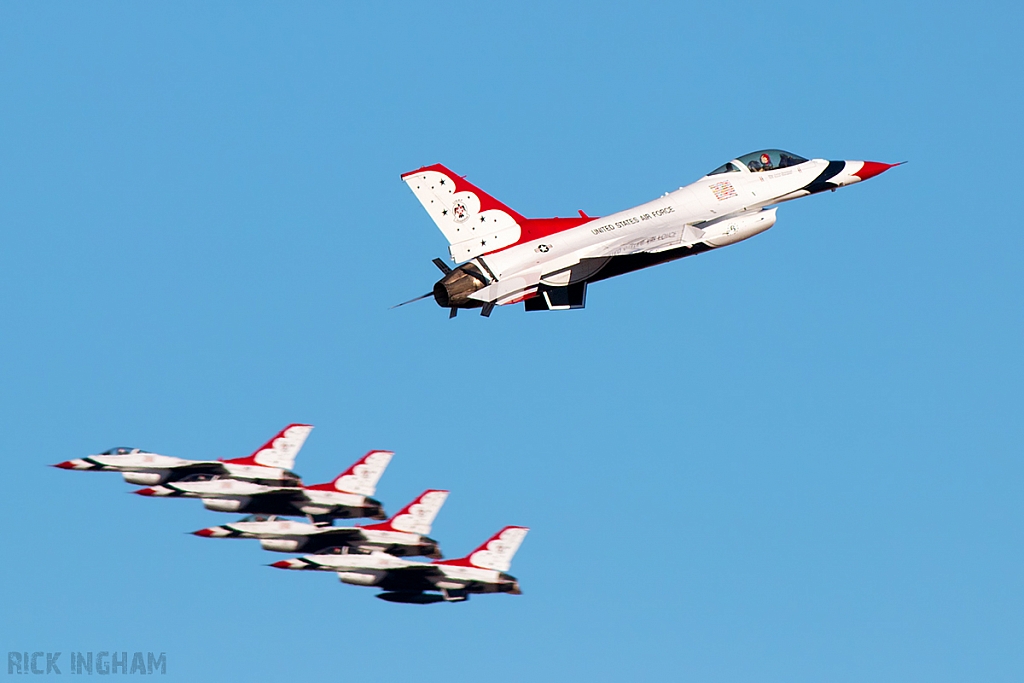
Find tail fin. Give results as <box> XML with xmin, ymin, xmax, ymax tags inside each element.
<box><xmin>307</xmin><ymin>450</ymin><xmax>393</xmax><ymax>496</ymax></box>
<box><xmin>436</xmin><ymin>526</ymin><xmax>529</xmax><ymax>572</ymax></box>
<box><xmin>224</xmin><ymin>424</ymin><xmax>313</xmax><ymax>470</ymax></box>
<box><xmin>364</xmin><ymin>490</ymin><xmax>449</xmax><ymax>535</ymax></box>
<box><xmin>401</xmin><ymin>164</ymin><xmax>524</xmax><ymax>263</ymax></box>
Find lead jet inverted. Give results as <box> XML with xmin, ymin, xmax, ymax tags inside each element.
<box><xmin>270</xmin><ymin>525</ymin><xmax>528</xmax><ymax>604</ymax></box>
<box><xmin>134</xmin><ymin>449</ymin><xmax>392</xmax><ymax>521</ymax></box>
<box><xmin>52</xmin><ymin>424</ymin><xmax>313</xmax><ymax>487</ymax></box>
<box><xmin>192</xmin><ymin>489</ymin><xmax>449</xmax><ymax>558</ymax></box>
<box><xmin>399</xmin><ymin>151</ymin><xmax>902</xmax><ymax>316</ymax></box>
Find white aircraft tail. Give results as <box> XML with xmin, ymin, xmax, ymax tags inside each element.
<box><xmin>224</xmin><ymin>424</ymin><xmax>313</xmax><ymax>470</ymax></box>
<box><xmin>401</xmin><ymin>164</ymin><xmax>525</xmax><ymax>262</ymax></box>
<box><xmin>318</xmin><ymin>450</ymin><xmax>393</xmax><ymax>496</ymax></box>
<box><xmin>365</xmin><ymin>490</ymin><xmax>449</xmax><ymax>535</ymax></box>
<box><xmin>438</xmin><ymin>526</ymin><xmax>529</xmax><ymax>572</ymax></box>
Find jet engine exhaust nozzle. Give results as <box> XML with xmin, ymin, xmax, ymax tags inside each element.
<box><xmin>432</xmin><ymin>264</ymin><xmax>487</xmax><ymax>310</ymax></box>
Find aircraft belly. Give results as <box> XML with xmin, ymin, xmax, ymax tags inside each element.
<box><xmin>233</xmin><ymin>494</ymin><xmax>304</xmax><ymax>516</ymax></box>
<box><xmin>378</xmin><ymin>572</ymin><xmax>436</xmax><ymax>593</ymax></box>
<box><xmin>539</xmin><ymin>257</ymin><xmax>610</xmax><ymax>286</ymax></box>
<box><xmin>588</xmin><ymin>242</ymin><xmax>714</xmax><ymax>283</ymax></box>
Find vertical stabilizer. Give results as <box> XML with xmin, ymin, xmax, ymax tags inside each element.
<box><xmin>401</xmin><ymin>164</ymin><xmax>524</xmax><ymax>262</ymax></box>
<box><xmin>224</xmin><ymin>424</ymin><xmax>313</xmax><ymax>470</ymax></box>
<box><xmin>436</xmin><ymin>526</ymin><xmax>529</xmax><ymax>572</ymax></box>
<box><xmin>308</xmin><ymin>450</ymin><xmax>393</xmax><ymax>496</ymax></box>
<box><xmin>364</xmin><ymin>490</ymin><xmax>449</xmax><ymax>535</ymax></box>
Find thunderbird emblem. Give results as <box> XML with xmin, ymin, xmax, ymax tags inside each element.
<box><xmin>451</xmin><ymin>202</ymin><xmax>468</xmax><ymax>222</ymax></box>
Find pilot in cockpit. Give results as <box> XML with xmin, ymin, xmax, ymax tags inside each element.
<box><xmin>747</xmin><ymin>153</ymin><xmax>774</xmax><ymax>172</ymax></box>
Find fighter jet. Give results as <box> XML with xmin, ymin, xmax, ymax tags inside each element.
<box><xmin>52</xmin><ymin>424</ymin><xmax>313</xmax><ymax>487</ymax></box>
<box><xmin>398</xmin><ymin>151</ymin><xmax>902</xmax><ymax>316</ymax></box>
<box><xmin>134</xmin><ymin>449</ymin><xmax>392</xmax><ymax>521</ymax></box>
<box><xmin>191</xmin><ymin>489</ymin><xmax>449</xmax><ymax>558</ymax></box>
<box><xmin>270</xmin><ymin>525</ymin><xmax>529</xmax><ymax>604</ymax></box>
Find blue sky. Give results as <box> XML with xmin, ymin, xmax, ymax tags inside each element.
<box><xmin>1</xmin><ymin>1</ymin><xmax>1022</xmax><ymax>680</ymax></box>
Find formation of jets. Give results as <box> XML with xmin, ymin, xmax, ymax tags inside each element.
<box><xmin>397</xmin><ymin>149</ymin><xmax>900</xmax><ymax>316</ymax></box>
<box><xmin>57</xmin><ymin>149</ymin><xmax>898</xmax><ymax>608</ymax></box>
<box><xmin>54</xmin><ymin>425</ymin><xmax>528</xmax><ymax>604</ymax></box>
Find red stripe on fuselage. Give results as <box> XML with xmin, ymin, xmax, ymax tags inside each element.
<box><xmin>516</xmin><ymin>216</ymin><xmax>595</xmax><ymax>245</ymax></box>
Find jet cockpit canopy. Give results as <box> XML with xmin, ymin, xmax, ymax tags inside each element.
<box><xmin>739</xmin><ymin>149</ymin><xmax>808</xmax><ymax>172</ymax></box>
<box><xmin>708</xmin><ymin>150</ymin><xmax>809</xmax><ymax>175</ymax></box>
<box><xmin>100</xmin><ymin>447</ymin><xmax>142</xmax><ymax>455</ymax></box>
<box><xmin>314</xmin><ymin>546</ymin><xmax>350</xmax><ymax>555</ymax></box>
<box><xmin>239</xmin><ymin>514</ymin><xmax>277</xmax><ymax>522</ymax></box>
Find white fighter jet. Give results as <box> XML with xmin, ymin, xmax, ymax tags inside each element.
<box><xmin>270</xmin><ymin>525</ymin><xmax>529</xmax><ymax>604</ymax></box>
<box><xmin>398</xmin><ymin>151</ymin><xmax>902</xmax><ymax>316</ymax></box>
<box><xmin>134</xmin><ymin>450</ymin><xmax>393</xmax><ymax>521</ymax></box>
<box><xmin>191</xmin><ymin>489</ymin><xmax>449</xmax><ymax>558</ymax></box>
<box><xmin>52</xmin><ymin>424</ymin><xmax>313</xmax><ymax>487</ymax></box>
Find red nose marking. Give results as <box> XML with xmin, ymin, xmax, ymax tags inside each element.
<box><xmin>52</xmin><ymin>461</ymin><xmax>76</xmax><ymax>469</ymax></box>
<box><xmin>855</xmin><ymin>161</ymin><xmax>899</xmax><ymax>181</ymax></box>
<box><xmin>134</xmin><ymin>488</ymin><xmax>156</xmax><ymax>496</ymax></box>
<box><xmin>270</xmin><ymin>560</ymin><xmax>292</xmax><ymax>569</ymax></box>
<box><xmin>193</xmin><ymin>528</ymin><xmax>215</xmax><ymax>537</ymax></box>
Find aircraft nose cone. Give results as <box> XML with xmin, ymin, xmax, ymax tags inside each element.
<box><xmin>134</xmin><ymin>487</ymin><xmax>157</xmax><ymax>496</ymax></box>
<box><xmin>269</xmin><ymin>560</ymin><xmax>295</xmax><ymax>569</ymax></box>
<box><xmin>52</xmin><ymin>461</ymin><xmax>77</xmax><ymax>470</ymax></box>
<box><xmin>854</xmin><ymin>161</ymin><xmax>900</xmax><ymax>181</ymax></box>
<box><xmin>192</xmin><ymin>528</ymin><xmax>216</xmax><ymax>537</ymax></box>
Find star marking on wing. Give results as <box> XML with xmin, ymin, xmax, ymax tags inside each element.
<box><xmin>439</xmin><ymin>179</ymin><xmax>445</xmax><ymax>185</ymax></box>
<box><xmin>442</xmin><ymin>209</ymin><xmax>448</xmax><ymax>216</ymax></box>
<box><xmin>479</xmin><ymin>216</ymin><xmax>486</xmax><ymax>223</ymax></box>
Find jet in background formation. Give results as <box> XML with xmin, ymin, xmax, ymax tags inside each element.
<box><xmin>134</xmin><ymin>449</ymin><xmax>393</xmax><ymax>521</ymax></box>
<box><xmin>54</xmin><ymin>426</ymin><xmax>527</xmax><ymax>604</ymax></box>
<box><xmin>398</xmin><ymin>150</ymin><xmax>901</xmax><ymax>316</ymax></box>
<box><xmin>193</xmin><ymin>489</ymin><xmax>450</xmax><ymax>557</ymax></box>
<box><xmin>271</xmin><ymin>525</ymin><xmax>529</xmax><ymax>604</ymax></box>
<box><xmin>52</xmin><ymin>423</ymin><xmax>313</xmax><ymax>486</ymax></box>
